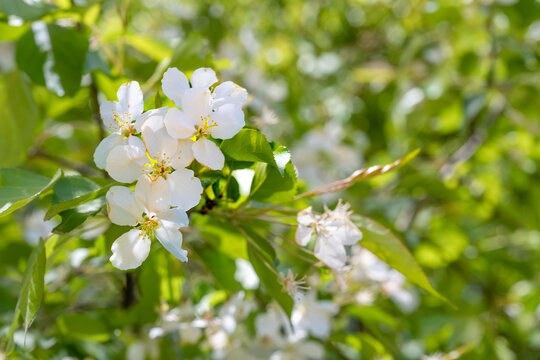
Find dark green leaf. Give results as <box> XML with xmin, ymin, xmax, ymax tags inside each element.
<box><xmin>0</xmin><ymin>168</ymin><xmax>62</xmax><ymax>217</ymax></box>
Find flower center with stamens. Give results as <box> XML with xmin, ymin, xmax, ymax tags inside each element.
<box><xmin>145</xmin><ymin>158</ymin><xmax>173</xmax><ymax>181</ymax></box>
<box><xmin>111</xmin><ymin>112</ymin><xmax>137</xmax><ymax>136</ymax></box>
<box><xmin>137</xmin><ymin>214</ymin><xmax>159</xmax><ymax>236</ymax></box>
<box><xmin>192</xmin><ymin>115</ymin><xmax>217</xmax><ymax>141</ymax></box>
<box><xmin>279</xmin><ymin>270</ymin><xmax>310</xmax><ymax>296</ymax></box>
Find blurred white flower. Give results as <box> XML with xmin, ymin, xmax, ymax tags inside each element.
<box><xmin>23</xmin><ymin>209</ymin><xmax>57</xmax><ymax>246</ymax></box>
<box><xmin>291</xmin><ymin>291</ymin><xmax>339</xmax><ymax>340</ymax></box>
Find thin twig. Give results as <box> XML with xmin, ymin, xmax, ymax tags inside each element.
<box><xmin>29</xmin><ymin>148</ymin><xmax>101</xmax><ymax>177</ymax></box>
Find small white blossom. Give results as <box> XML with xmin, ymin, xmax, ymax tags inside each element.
<box><xmin>93</xmin><ymin>81</ymin><xmax>166</xmax><ymax>170</ymax></box>
<box><xmin>295</xmin><ymin>201</ymin><xmax>362</xmax><ymax>269</ymax></box>
<box><xmin>161</xmin><ymin>67</ymin><xmax>248</xmax><ymax>170</ymax></box>
<box><xmin>106</xmin><ymin>175</ymin><xmax>189</xmax><ymax>270</ymax></box>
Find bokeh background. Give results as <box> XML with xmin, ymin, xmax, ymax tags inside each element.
<box><xmin>1</xmin><ymin>0</ymin><xmax>540</xmax><ymax>359</ymax></box>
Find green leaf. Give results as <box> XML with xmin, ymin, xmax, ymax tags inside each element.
<box><xmin>353</xmin><ymin>215</ymin><xmax>453</xmax><ymax>307</ymax></box>
<box><xmin>154</xmin><ymin>89</ymin><xmax>163</xmax><ymax>108</ymax></box>
<box><xmin>0</xmin><ymin>168</ymin><xmax>62</xmax><ymax>217</ymax></box>
<box><xmin>251</xmin><ymin>160</ymin><xmax>297</xmax><ymax>203</ymax></box>
<box><xmin>45</xmin><ymin>176</ymin><xmax>111</xmax><ymax>220</ymax></box>
<box><xmin>239</xmin><ymin>225</ymin><xmax>276</xmax><ymax>262</ymax></box>
<box><xmin>220</xmin><ymin>129</ymin><xmax>278</xmax><ymax>168</ymax></box>
<box><xmin>247</xmin><ymin>245</ymin><xmax>293</xmax><ymax>317</ymax></box>
<box><xmin>346</xmin><ymin>305</ymin><xmax>398</xmax><ymax>328</ymax></box>
<box><xmin>52</xmin><ymin>198</ymin><xmax>105</xmax><ymax>234</ymax></box>
<box><xmin>10</xmin><ymin>238</ymin><xmax>46</xmax><ymax>336</ymax></box>
<box><xmin>0</xmin><ymin>71</ymin><xmax>40</xmax><ymax>167</ymax></box>
<box><xmin>0</xmin><ymin>0</ymin><xmax>55</xmax><ymax>21</ymax></box>
<box><xmin>16</xmin><ymin>24</ymin><xmax>89</xmax><ymax>96</ymax></box>
<box><xmin>57</xmin><ymin>313</ymin><xmax>109</xmax><ymax>342</ymax></box>
<box><xmin>125</xmin><ymin>34</ymin><xmax>173</xmax><ymax>62</ymax></box>
<box><xmin>197</xmin><ymin>248</ymin><xmax>242</xmax><ymax>292</ymax></box>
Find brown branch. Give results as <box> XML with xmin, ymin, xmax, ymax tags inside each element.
<box><xmin>29</xmin><ymin>148</ymin><xmax>101</xmax><ymax>177</ymax></box>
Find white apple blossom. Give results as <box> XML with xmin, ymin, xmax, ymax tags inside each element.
<box><xmin>105</xmin><ymin>114</ymin><xmax>203</xmax><ymax>210</ymax></box>
<box><xmin>106</xmin><ymin>175</ymin><xmax>189</xmax><ymax>270</ymax></box>
<box><xmin>291</xmin><ymin>291</ymin><xmax>339</xmax><ymax>340</ymax></box>
<box><xmin>295</xmin><ymin>201</ymin><xmax>362</xmax><ymax>269</ymax></box>
<box><xmin>93</xmin><ymin>81</ymin><xmax>166</xmax><ymax>170</ymax></box>
<box><xmin>161</xmin><ymin>67</ymin><xmax>248</xmax><ymax>170</ymax></box>
<box><xmin>255</xmin><ymin>303</ymin><xmax>325</xmax><ymax>360</ymax></box>
<box><xmin>255</xmin><ymin>304</ymin><xmax>293</xmax><ymax>347</ymax></box>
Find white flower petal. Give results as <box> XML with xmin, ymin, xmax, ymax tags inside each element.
<box><xmin>314</xmin><ymin>234</ymin><xmax>347</xmax><ymax>270</ymax></box>
<box><xmin>297</xmin><ymin>207</ymin><xmax>316</xmax><ymax>226</ymax></box>
<box><xmin>180</xmin><ymin>87</ymin><xmax>212</xmax><ymax>122</ymax></box>
<box><xmin>142</xmin><ymin>114</ymin><xmax>179</xmax><ymax>161</ymax></box>
<box><xmin>155</xmin><ymin>215</ymin><xmax>188</xmax><ymax>262</ymax></box>
<box><xmin>106</xmin><ymin>186</ymin><xmax>143</xmax><ymax>226</ymax></box>
<box><xmin>110</xmin><ymin>229</ymin><xmax>151</xmax><ymax>270</ymax></box>
<box><xmin>162</xmin><ymin>67</ymin><xmax>189</xmax><ymax>106</ymax></box>
<box><xmin>296</xmin><ymin>340</ymin><xmax>325</xmax><ymax>359</ymax></box>
<box><xmin>93</xmin><ymin>133</ymin><xmax>125</xmax><ymax>169</ymax></box>
<box><xmin>158</xmin><ymin>207</ymin><xmax>189</xmax><ymax>228</ymax></box>
<box><xmin>190</xmin><ymin>67</ymin><xmax>217</xmax><ymax>89</ymax></box>
<box><xmin>212</xmin><ymin>81</ymin><xmax>248</xmax><ymax>107</ymax></box>
<box><xmin>170</xmin><ymin>139</ymin><xmax>195</xmax><ymax>169</ymax></box>
<box><xmin>117</xmin><ymin>81</ymin><xmax>144</xmax><ymax>116</ymax></box>
<box><xmin>105</xmin><ymin>137</ymin><xmax>147</xmax><ymax>183</ymax></box>
<box><xmin>167</xmin><ymin>169</ymin><xmax>203</xmax><ymax>210</ymax></box>
<box><xmin>135</xmin><ymin>175</ymin><xmax>170</xmax><ymax>214</ymax></box>
<box><xmin>163</xmin><ymin>107</ymin><xmax>197</xmax><ymax>139</ymax></box>
<box><xmin>100</xmin><ymin>101</ymin><xmax>123</xmax><ymax>133</ymax></box>
<box><xmin>334</xmin><ymin>222</ymin><xmax>363</xmax><ymax>245</ymax></box>
<box><xmin>134</xmin><ymin>106</ymin><xmax>168</xmax><ymax>133</ymax></box>
<box><xmin>192</xmin><ymin>138</ymin><xmax>224</xmax><ymax>170</ymax></box>
<box><xmin>295</xmin><ymin>225</ymin><xmax>314</xmax><ymax>246</ymax></box>
<box><xmin>209</xmin><ymin>103</ymin><xmax>245</xmax><ymax>139</ymax></box>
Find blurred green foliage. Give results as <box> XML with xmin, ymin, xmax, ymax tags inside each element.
<box><xmin>1</xmin><ymin>0</ymin><xmax>540</xmax><ymax>359</ymax></box>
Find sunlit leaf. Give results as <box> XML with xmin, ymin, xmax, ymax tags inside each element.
<box><xmin>0</xmin><ymin>168</ymin><xmax>62</xmax><ymax>217</ymax></box>
<box><xmin>353</xmin><ymin>215</ymin><xmax>453</xmax><ymax>307</ymax></box>
<box><xmin>221</xmin><ymin>129</ymin><xmax>278</xmax><ymax>168</ymax></box>
<box><xmin>0</xmin><ymin>71</ymin><xmax>40</xmax><ymax>167</ymax></box>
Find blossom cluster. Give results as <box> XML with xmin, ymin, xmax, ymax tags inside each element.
<box><xmin>295</xmin><ymin>200</ymin><xmax>363</xmax><ymax>269</ymax></box>
<box><xmin>129</xmin><ymin>290</ymin><xmax>338</xmax><ymax>360</ymax></box>
<box><xmin>94</xmin><ymin>68</ymin><xmax>247</xmax><ymax>270</ymax></box>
